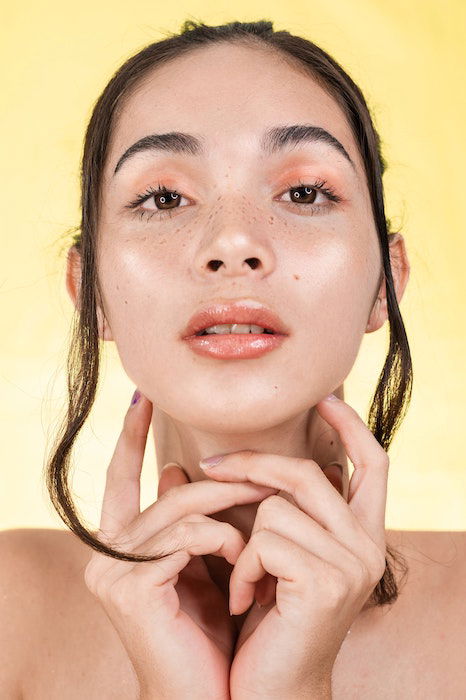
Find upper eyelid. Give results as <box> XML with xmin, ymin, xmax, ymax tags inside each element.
<box><xmin>127</xmin><ymin>180</ymin><xmax>341</xmax><ymax>210</ymax></box>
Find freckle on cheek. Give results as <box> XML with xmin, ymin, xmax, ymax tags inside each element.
<box><xmin>293</xmin><ymin>274</ymin><xmax>300</xmax><ymax>280</ymax></box>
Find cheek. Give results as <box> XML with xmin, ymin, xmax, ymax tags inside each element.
<box><xmin>97</xmin><ymin>245</ymin><xmax>172</xmax><ymax>378</ymax></box>
<box><xmin>288</xmin><ymin>233</ymin><xmax>378</xmax><ymax>383</ymax></box>
<box><xmin>293</xmin><ymin>228</ymin><xmax>376</xmax><ymax>322</ymax></box>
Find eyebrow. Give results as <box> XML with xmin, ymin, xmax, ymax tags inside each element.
<box><xmin>113</xmin><ymin>123</ymin><xmax>356</xmax><ymax>176</ymax></box>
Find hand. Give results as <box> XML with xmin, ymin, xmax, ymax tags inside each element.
<box><xmin>199</xmin><ymin>394</ymin><xmax>388</xmax><ymax>699</ymax></box>
<box><xmin>83</xmin><ymin>390</ymin><xmax>279</xmax><ymax>700</ymax></box>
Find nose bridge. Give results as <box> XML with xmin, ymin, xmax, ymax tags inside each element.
<box><xmin>193</xmin><ymin>184</ymin><xmax>276</xmax><ymax>278</ymax></box>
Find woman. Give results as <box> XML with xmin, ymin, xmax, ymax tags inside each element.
<box><xmin>2</xmin><ymin>19</ymin><xmax>464</xmax><ymax>699</ymax></box>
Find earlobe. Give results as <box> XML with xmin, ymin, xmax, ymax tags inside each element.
<box><xmin>65</xmin><ymin>245</ymin><xmax>114</xmax><ymax>342</ymax></box>
<box><xmin>66</xmin><ymin>246</ymin><xmax>82</xmax><ymax>312</ymax></box>
<box><xmin>365</xmin><ymin>233</ymin><xmax>410</xmax><ymax>334</ymax></box>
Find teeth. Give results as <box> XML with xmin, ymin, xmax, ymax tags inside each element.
<box><xmin>204</xmin><ymin>323</ymin><xmax>267</xmax><ymax>334</ymax></box>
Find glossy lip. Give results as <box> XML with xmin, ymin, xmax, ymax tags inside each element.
<box><xmin>182</xmin><ymin>299</ymin><xmax>290</xmax><ymax>339</ymax></box>
<box><xmin>183</xmin><ymin>332</ymin><xmax>287</xmax><ymax>360</ymax></box>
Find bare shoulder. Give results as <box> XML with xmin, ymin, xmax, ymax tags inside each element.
<box><xmin>0</xmin><ymin>528</ymin><xmax>139</xmax><ymax>699</ymax></box>
<box><xmin>389</xmin><ymin>528</ymin><xmax>466</xmax><ymax>644</ymax></box>
<box><xmin>0</xmin><ymin>526</ymin><xmax>93</xmax><ymax>572</ymax></box>
<box><xmin>0</xmin><ymin>528</ymin><xmax>92</xmax><ymax>694</ymax></box>
<box><xmin>386</xmin><ymin>528</ymin><xmax>466</xmax><ymax>581</ymax></box>
<box><xmin>0</xmin><ymin>528</ymin><xmax>54</xmax><ymax>698</ymax></box>
<box><xmin>384</xmin><ymin>528</ymin><xmax>466</xmax><ymax>607</ymax></box>
<box><xmin>333</xmin><ymin>529</ymin><xmax>466</xmax><ymax>697</ymax></box>
<box><xmin>0</xmin><ymin>527</ymin><xmax>94</xmax><ymax>612</ymax></box>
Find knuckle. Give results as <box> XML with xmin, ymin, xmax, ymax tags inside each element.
<box><xmin>223</xmin><ymin>521</ymin><xmax>247</xmax><ymax>545</ymax></box>
<box><xmin>255</xmin><ymin>495</ymin><xmax>283</xmax><ymax>527</ymax></box>
<box><xmin>323</xmin><ymin>568</ymin><xmax>348</xmax><ymax>606</ymax></box>
<box><xmin>370</xmin><ymin>549</ymin><xmax>388</xmax><ymax>583</ymax></box>
<box><xmin>249</xmin><ymin>528</ymin><xmax>268</xmax><ymax>545</ymax></box>
<box><xmin>173</xmin><ymin>520</ymin><xmax>191</xmax><ymax>547</ymax></box>
<box><xmin>354</xmin><ymin>558</ymin><xmax>370</xmax><ymax>588</ymax></box>
<box><xmin>256</xmin><ymin>494</ymin><xmax>280</xmax><ymax>514</ymax></box>
<box><xmin>108</xmin><ymin>577</ymin><xmax>132</xmax><ymax>611</ymax></box>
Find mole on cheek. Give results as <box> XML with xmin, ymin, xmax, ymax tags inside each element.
<box><xmin>293</xmin><ymin>274</ymin><xmax>300</xmax><ymax>280</ymax></box>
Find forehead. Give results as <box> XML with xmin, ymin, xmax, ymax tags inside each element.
<box><xmin>107</xmin><ymin>42</ymin><xmax>364</xmax><ymax>178</ymax></box>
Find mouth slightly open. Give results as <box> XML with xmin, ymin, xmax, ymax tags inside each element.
<box><xmin>182</xmin><ymin>299</ymin><xmax>290</xmax><ymax>360</ymax></box>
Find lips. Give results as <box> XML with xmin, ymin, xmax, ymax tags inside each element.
<box><xmin>182</xmin><ymin>300</ymin><xmax>290</xmax><ymax>338</ymax></box>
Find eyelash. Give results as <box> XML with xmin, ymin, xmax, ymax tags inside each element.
<box><xmin>124</xmin><ymin>178</ymin><xmax>342</xmax><ymax>223</ymax></box>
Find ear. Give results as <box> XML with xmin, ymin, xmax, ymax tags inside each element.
<box><xmin>65</xmin><ymin>245</ymin><xmax>114</xmax><ymax>341</ymax></box>
<box><xmin>366</xmin><ymin>233</ymin><xmax>410</xmax><ymax>333</ymax></box>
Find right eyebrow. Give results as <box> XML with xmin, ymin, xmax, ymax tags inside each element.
<box><xmin>112</xmin><ymin>123</ymin><xmax>357</xmax><ymax>176</ymax></box>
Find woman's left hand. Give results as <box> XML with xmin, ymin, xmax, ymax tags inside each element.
<box><xmin>199</xmin><ymin>394</ymin><xmax>389</xmax><ymax>699</ymax></box>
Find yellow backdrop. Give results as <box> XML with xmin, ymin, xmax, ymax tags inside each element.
<box><xmin>1</xmin><ymin>1</ymin><xmax>464</xmax><ymax>532</ymax></box>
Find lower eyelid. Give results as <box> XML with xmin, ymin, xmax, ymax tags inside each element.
<box><xmin>130</xmin><ymin>185</ymin><xmax>337</xmax><ymax>220</ymax></box>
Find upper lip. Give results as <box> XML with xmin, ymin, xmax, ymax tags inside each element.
<box><xmin>182</xmin><ymin>299</ymin><xmax>290</xmax><ymax>338</ymax></box>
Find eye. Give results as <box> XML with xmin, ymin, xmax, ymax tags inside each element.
<box><xmin>125</xmin><ymin>182</ymin><xmax>190</xmax><ymax>221</ymax></box>
<box><xmin>125</xmin><ymin>177</ymin><xmax>342</xmax><ymax>223</ymax></box>
<box><xmin>276</xmin><ymin>178</ymin><xmax>341</xmax><ymax>212</ymax></box>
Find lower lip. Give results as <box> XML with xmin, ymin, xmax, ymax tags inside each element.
<box><xmin>183</xmin><ymin>333</ymin><xmax>288</xmax><ymax>359</ymax></box>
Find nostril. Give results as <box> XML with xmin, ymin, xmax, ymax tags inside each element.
<box><xmin>207</xmin><ymin>260</ymin><xmax>223</xmax><ymax>271</ymax></box>
<box><xmin>246</xmin><ymin>258</ymin><xmax>260</xmax><ymax>269</ymax></box>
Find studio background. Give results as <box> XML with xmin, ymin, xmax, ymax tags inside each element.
<box><xmin>1</xmin><ymin>1</ymin><xmax>464</xmax><ymax>532</ymax></box>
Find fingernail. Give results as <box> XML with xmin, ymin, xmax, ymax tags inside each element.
<box><xmin>324</xmin><ymin>393</ymin><xmax>338</xmax><ymax>401</ymax></box>
<box><xmin>199</xmin><ymin>454</ymin><xmax>225</xmax><ymax>469</ymax></box>
<box><xmin>130</xmin><ymin>389</ymin><xmax>141</xmax><ymax>406</ymax></box>
<box><xmin>325</xmin><ymin>461</ymin><xmax>343</xmax><ymax>476</ymax></box>
<box><xmin>161</xmin><ymin>462</ymin><xmax>179</xmax><ymax>472</ymax></box>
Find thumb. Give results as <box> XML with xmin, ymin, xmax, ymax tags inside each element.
<box><xmin>157</xmin><ymin>462</ymin><xmax>191</xmax><ymax>499</ymax></box>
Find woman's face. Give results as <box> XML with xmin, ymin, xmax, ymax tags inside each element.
<box><xmin>96</xmin><ymin>42</ymin><xmax>382</xmax><ymax>433</ymax></box>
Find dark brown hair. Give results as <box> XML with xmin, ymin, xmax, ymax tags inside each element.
<box><xmin>47</xmin><ymin>19</ymin><xmax>412</xmax><ymax>607</ymax></box>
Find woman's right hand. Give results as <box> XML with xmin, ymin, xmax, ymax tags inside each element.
<box><xmin>83</xmin><ymin>390</ymin><xmax>279</xmax><ymax>700</ymax></box>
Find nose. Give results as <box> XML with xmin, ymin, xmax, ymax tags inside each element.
<box><xmin>193</xmin><ymin>228</ymin><xmax>276</xmax><ymax>279</ymax></box>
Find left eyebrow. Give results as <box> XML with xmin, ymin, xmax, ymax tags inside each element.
<box><xmin>112</xmin><ymin>123</ymin><xmax>357</xmax><ymax>176</ymax></box>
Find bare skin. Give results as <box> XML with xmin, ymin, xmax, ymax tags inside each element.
<box><xmin>3</xmin><ymin>526</ymin><xmax>465</xmax><ymax>699</ymax></box>
<box><xmin>66</xmin><ymin>40</ymin><xmax>410</xmax><ymax>631</ymax></box>
<box><xmin>2</xmin><ymin>40</ymin><xmax>463</xmax><ymax>699</ymax></box>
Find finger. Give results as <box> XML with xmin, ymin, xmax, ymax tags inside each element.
<box><xmin>98</xmin><ymin>389</ymin><xmax>153</xmax><ymax>543</ymax></box>
<box><xmin>200</xmin><ymin>396</ymin><xmax>388</xmax><ymax>552</ymax></box>
<box><xmin>199</xmin><ymin>450</ymin><xmax>358</xmax><ymax>552</ymax></box>
<box><xmin>315</xmin><ymin>395</ymin><xmax>389</xmax><ymax>548</ymax></box>
<box><xmin>309</xmin><ymin>385</ymin><xmax>348</xmax><ymax>477</ymax></box>
<box><xmin>229</xmin><ymin>530</ymin><xmax>334</xmax><ymax>618</ymax></box>
<box><xmin>321</xmin><ymin>462</ymin><xmax>344</xmax><ymax>497</ymax></box>
<box><xmin>249</xmin><ymin>495</ymin><xmax>385</xmax><ymax>600</ymax></box>
<box><xmin>117</xmin><ymin>478</ymin><xmax>280</xmax><ymax>553</ymax></box>
<box><xmin>157</xmin><ymin>463</ymin><xmax>190</xmax><ymax>500</ymax></box>
<box><xmin>250</xmin><ymin>495</ymin><xmax>365</xmax><ymax>577</ymax></box>
<box><xmin>88</xmin><ymin>513</ymin><xmax>248</xmax><ymax>597</ymax></box>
